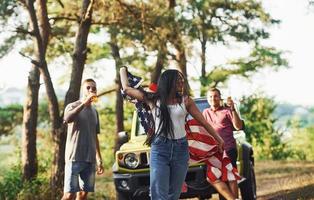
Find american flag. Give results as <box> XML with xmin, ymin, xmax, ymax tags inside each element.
<box><xmin>121</xmin><ymin>71</ymin><xmax>155</xmax><ymax>136</ymax></box>
<box><xmin>186</xmin><ymin>119</ymin><xmax>241</xmax><ymax>183</ymax></box>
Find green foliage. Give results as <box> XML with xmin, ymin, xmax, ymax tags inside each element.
<box><xmin>0</xmin><ymin>164</ymin><xmax>51</xmax><ymax>200</ymax></box>
<box><xmin>0</xmin><ymin>1</ymin><xmax>28</xmax><ymax>58</ymax></box>
<box><xmin>240</xmin><ymin>93</ymin><xmax>300</xmax><ymax>160</ymax></box>
<box><xmin>17</xmin><ymin>178</ymin><xmax>51</xmax><ymax>200</ymax></box>
<box><xmin>287</xmin><ymin>124</ymin><xmax>314</xmax><ymax>161</ymax></box>
<box><xmin>0</xmin><ymin>128</ymin><xmax>54</xmax><ymax>199</ymax></box>
<box><xmin>240</xmin><ymin>93</ymin><xmax>276</xmax><ymax>145</ymax></box>
<box><xmin>183</xmin><ymin>0</ymin><xmax>288</xmax><ymax>95</ymax></box>
<box><xmin>0</xmin><ymin>100</ymin><xmax>134</xmax><ymax>199</ymax></box>
<box><xmin>86</xmin><ymin>43</ymin><xmax>112</xmax><ymax>63</ymax></box>
<box><xmin>229</xmin><ymin>45</ymin><xmax>288</xmax><ymax>75</ymax></box>
<box><xmin>0</xmin><ymin>0</ymin><xmax>18</xmax><ymax>21</ymax></box>
<box><xmin>201</xmin><ymin>45</ymin><xmax>288</xmax><ymax>92</ymax></box>
<box><xmin>186</xmin><ymin>0</ymin><xmax>277</xmax><ymax>43</ymax></box>
<box><xmin>0</xmin><ymin>165</ymin><xmax>23</xmax><ymax>200</ymax></box>
<box><xmin>0</xmin><ymin>34</ymin><xmax>20</xmax><ymax>59</ymax></box>
<box><xmin>267</xmin><ymin>130</ymin><xmax>305</xmax><ymax>160</ymax></box>
<box><xmin>0</xmin><ymin>104</ymin><xmax>23</xmax><ymax>136</ymax></box>
<box><xmin>0</xmin><ymin>101</ymin><xmax>53</xmax><ymax>137</ymax></box>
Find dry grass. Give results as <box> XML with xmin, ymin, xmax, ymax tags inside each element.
<box><xmin>256</xmin><ymin>160</ymin><xmax>314</xmax><ymax>200</ymax></box>
<box><xmin>93</xmin><ymin>170</ymin><xmax>116</xmax><ymax>200</ymax></box>
<box><xmin>92</xmin><ymin>160</ymin><xmax>314</xmax><ymax>200</ymax></box>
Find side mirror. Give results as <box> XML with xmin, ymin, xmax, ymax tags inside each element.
<box><xmin>240</xmin><ymin>120</ymin><xmax>245</xmax><ymax>130</ymax></box>
<box><xmin>233</xmin><ymin>120</ymin><xmax>245</xmax><ymax>131</ymax></box>
<box><xmin>118</xmin><ymin>131</ymin><xmax>129</xmax><ymax>145</ymax></box>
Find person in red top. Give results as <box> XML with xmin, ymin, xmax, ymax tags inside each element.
<box><xmin>203</xmin><ymin>88</ymin><xmax>243</xmax><ymax>199</ymax></box>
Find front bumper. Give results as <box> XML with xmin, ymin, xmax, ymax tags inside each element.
<box><xmin>113</xmin><ymin>164</ymin><xmax>216</xmax><ymax>199</ymax></box>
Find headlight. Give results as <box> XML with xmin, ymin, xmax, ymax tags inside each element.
<box><xmin>124</xmin><ymin>153</ymin><xmax>139</xmax><ymax>169</ymax></box>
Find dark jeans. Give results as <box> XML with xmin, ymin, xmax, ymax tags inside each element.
<box><xmin>227</xmin><ymin>148</ymin><xmax>238</xmax><ymax>168</ymax></box>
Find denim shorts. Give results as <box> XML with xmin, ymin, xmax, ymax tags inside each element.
<box><xmin>63</xmin><ymin>161</ymin><xmax>96</xmax><ymax>193</ymax></box>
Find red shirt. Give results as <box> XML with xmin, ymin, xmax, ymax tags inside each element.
<box><xmin>203</xmin><ymin>107</ymin><xmax>236</xmax><ymax>151</ymax></box>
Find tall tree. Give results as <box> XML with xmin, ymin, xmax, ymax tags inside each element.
<box><xmin>108</xmin><ymin>27</ymin><xmax>124</xmax><ymax>152</ymax></box>
<box><xmin>185</xmin><ymin>0</ymin><xmax>286</xmax><ymax>95</ymax></box>
<box><xmin>21</xmin><ymin>65</ymin><xmax>40</xmax><ymax>181</ymax></box>
<box><xmin>20</xmin><ymin>0</ymin><xmax>52</xmax><ymax>181</ymax></box>
<box><xmin>168</xmin><ymin>0</ymin><xmax>188</xmax><ymax>77</ymax></box>
<box><xmin>0</xmin><ymin>0</ymin><xmax>45</xmax><ymax>181</ymax></box>
<box><xmin>51</xmin><ymin>0</ymin><xmax>95</xmax><ymax>196</ymax></box>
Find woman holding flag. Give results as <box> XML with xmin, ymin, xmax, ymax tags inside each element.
<box><xmin>120</xmin><ymin>66</ymin><xmax>238</xmax><ymax>200</ymax></box>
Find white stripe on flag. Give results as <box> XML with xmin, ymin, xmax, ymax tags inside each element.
<box><xmin>225</xmin><ymin>163</ymin><xmax>233</xmax><ymax>171</ymax></box>
<box><xmin>188</xmin><ymin>140</ymin><xmax>216</xmax><ymax>152</ymax></box>
<box><xmin>208</xmin><ymin>156</ymin><xmax>222</xmax><ymax>168</ymax></box>
<box><xmin>189</xmin><ymin>125</ymin><xmax>209</xmax><ymax>136</ymax></box>
<box><xmin>227</xmin><ymin>171</ymin><xmax>236</xmax><ymax>181</ymax></box>
<box><xmin>211</xmin><ymin>167</ymin><xmax>222</xmax><ymax>178</ymax></box>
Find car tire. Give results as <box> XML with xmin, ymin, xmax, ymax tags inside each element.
<box><xmin>240</xmin><ymin>160</ymin><xmax>257</xmax><ymax>200</ymax></box>
<box><xmin>116</xmin><ymin>191</ymin><xmax>131</xmax><ymax>200</ymax></box>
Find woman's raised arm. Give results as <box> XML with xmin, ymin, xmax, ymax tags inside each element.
<box><xmin>120</xmin><ymin>66</ymin><xmax>146</xmax><ymax>101</ymax></box>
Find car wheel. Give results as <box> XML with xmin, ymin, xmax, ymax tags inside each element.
<box><xmin>240</xmin><ymin>160</ymin><xmax>257</xmax><ymax>200</ymax></box>
<box><xmin>116</xmin><ymin>191</ymin><xmax>131</xmax><ymax>200</ymax></box>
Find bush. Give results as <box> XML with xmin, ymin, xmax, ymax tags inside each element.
<box><xmin>0</xmin><ymin>164</ymin><xmax>52</xmax><ymax>200</ymax></box>
<box><xmin>0</xmin><ymin>165</ymin><xmax>23</xmax><ymax>200</ymax></box>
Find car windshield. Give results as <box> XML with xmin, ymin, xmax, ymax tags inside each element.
<box><xmin>135</xmin><ymin>98</ymin><xmax>210</xmax><ymax>136</ymax></box>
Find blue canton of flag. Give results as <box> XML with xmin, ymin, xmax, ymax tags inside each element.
<box><xmin>121</xmin><ymin>70</ymin><xmax>155</xmax><ymax>136</ymax></box>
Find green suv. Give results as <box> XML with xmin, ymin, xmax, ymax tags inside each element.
<box><xmin>112</xmin><ymin>97</ymin><xmax>256</xmax><ymax>200</ymax></box>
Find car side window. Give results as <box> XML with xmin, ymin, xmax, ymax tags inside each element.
<box><xmin>136</xmin><ymin>120</ymin><xmax>146</xmax><ymax>136</ymax></box>
<box><xmin>187</xmin><ymin>99</ymin><xmax>210</xmax><ymax>120</ymax></box>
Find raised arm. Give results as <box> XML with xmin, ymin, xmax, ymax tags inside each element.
<box><xmin>227</xmin><ymin>97</ymin><xmax>243</xmax><ymax>130</ymax></box>
<box><xmin>63</xmin><ymin>93</ymin><xmax>96</xmax><ymax>123</ymax></box>
<box><xmin>120</xmin><ymin>66</ymin><xmax>146</xmax><ymax>102</ymax></box>
<box><xmin>185</xmin><ymin>97</ymin><xmax>224</xmax><ymax>152</ymax></box>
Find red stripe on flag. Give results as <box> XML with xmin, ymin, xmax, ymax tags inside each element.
<box><xmin>187</xmin><ymin>131</ymin><xmax>218</xmax><ymax>145</ymax></box>
<box><xmin>186</xmin><ymin>118</ymin><xmax>241</xmax><ymax>183</ymax></box>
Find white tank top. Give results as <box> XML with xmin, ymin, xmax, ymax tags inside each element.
<box><xmin>153</xmin><ymin>98</ymin><xmax>188</xmax><ymax>139</ymax></box>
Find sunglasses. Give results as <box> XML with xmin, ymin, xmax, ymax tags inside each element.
<box><xmin>86</xmin><ymin>86</ymin><xmax>97</xmax><ymax>92</ymax></box>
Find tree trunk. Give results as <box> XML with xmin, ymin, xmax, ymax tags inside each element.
<box><xmin>175</xmin><ymin>42</ymin><xmax>187</xmax><ymax>77</ymax></box>
<box><xmin>26</xmin><ymin>0</ymin><xmax>62</xmax><ymax>197</ymax></box>
<box><xmin>64</xmin><ymin>0</ymin><xmax>94</xmax><ymax>106</ymax></box>
<box><xmin>168</xmin><ymin>0</ymin><xmax>188</xmax><ymax>80</ymax></box>
<box><xmin>200</xmin><ymin>38</ymin><xmax>207</xmax><ymax>96</ymax></box>
<box><xmin>21</xmin><ymin>0</ymin><xmax>51</xmax><ymax>182</ymax></box>
<box><xmin>168</xmin><ymin>0</ymin><xmax>176</xmax><ymax>8</ymax></box>
<box><xmin>51</xmin><ymin>0</ymin><xmax>95</xmax><ymax>196</ymax></box>
<box><xmin>151</xmin><ymin>42</ymin><xmax>166</xmax><ymax>84</ymax></box>
<box><xmin>109</xmin><ymin>30</ymin><xmax>124</xmax><ymax>153</ymax></box>
<box><xmin>21</xmin><ymin>65</ymin><xmax>40</xmax><ymax>181</ymax></box>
